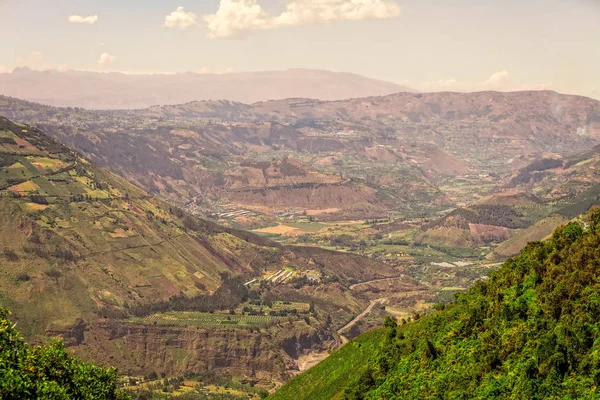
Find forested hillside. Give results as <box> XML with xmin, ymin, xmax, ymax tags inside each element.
<box><xmin>272</xmin><ymin>210</ymin><xmax>600</xmax><ymax>399</ymax></box>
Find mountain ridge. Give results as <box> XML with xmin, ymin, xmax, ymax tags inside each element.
<box><xmin>0</xmin><ymin>68</ymin><xmax>415</xmax><ymax>109</ymax></box>
<box><xmin>2</xmin><ymin>90</ymin><xmax>598</xmax><ymax>223</ymax></box>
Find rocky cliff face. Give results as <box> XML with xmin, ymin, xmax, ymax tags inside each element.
<box><xmin>49</xmin><ymin>319</ymin><xmax>338</xmax><ymax>384</ymax></box>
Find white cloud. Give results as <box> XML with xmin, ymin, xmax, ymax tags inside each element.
<box><xmin>16</xmin><ymin>51</ymin><xmax>45</xmax><ymax>69</ymax></box>
<box><xmin>275</xmin><ymin>0</ymin><xmax>402</xmax><ymax>25</ymax></box>
<box><xmin>204</xmin><ymin>0</ymin><xmax>401</xmax><ymax>39</ymax></box>
<box><xmin>195</xmin><ymin>66</ymin><xmax>236</xmax><ymax>74</ymax></box>
<box><xmin>421</xmin><ymin>71</ymin><xmax>554</xmax><ymax>93</ymax></box>
<box><xmin>56</xmin><ymin>64</ymin><xmax>70</xmax><ymax>72</ymax></box>
<box><xmin>484</xmin><ymin>70</ymin><xmax>510</xmax><ymax>88</ymax></box>
<box><xmin>425</xmin><ymin>78</ymin><xmax>457</xmax><ymax>88</ymax></box>
<box><xmin>164</xmin><ymin>6</ymin><xmax>198</xmax><ymax>29</ymax></box>
<box><xmin>68</xmin><ymin>15</ymin><xmax>99</xmax><ymax>24</ymax></box>
<box><xmin>97</xmin><ymin>53</ymin><xmax>116</xmax><ymax>70</ymax></box>
<box><xmin>204</xmin><ymin>0</ymin><xmax>270</xmax><ymax>38</ymax></box>
<box><xmin>0</xmin><ymin>66</ymin><xmax>12</xmax><ymax>74</ymax></box>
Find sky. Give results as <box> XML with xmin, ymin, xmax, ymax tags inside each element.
<box><xmin>1</xmin><ymin>0</ymin><xmax>599</xmax><ymax>99</ymax></box>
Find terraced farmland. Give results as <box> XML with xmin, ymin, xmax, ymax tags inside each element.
<box><xmin>270</xmin><ymin>301</ymin><xmax>310</xmax><ymax>312</ymax></box>
<box><xmin>130</xmin><ymin>311</ymin><xmax>286</xmax><ymax>327</ymax></box>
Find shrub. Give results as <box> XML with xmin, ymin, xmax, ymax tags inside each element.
<box><xmin>3</xmin><ymin>249</ymin><xmax>18</xmax><ymax>262</ymax></box>
<box><xmin>383</xmin><ymin>316</ymin><xmax>397</xmax><ymax>329</ymax></box>
<box><xmin>29</xmin><ymin>194</ymin><xmax>49</xmax><ymax>205</ymax></box>
<box><xmin>0</xmin><ymin>307</ymin><xmax>128</xmax><ymax>399</ymax></box>
<box><xmin>45</xmin><ymin>267</ymin><xmax>62</xmax><ymax>280</ymax></box>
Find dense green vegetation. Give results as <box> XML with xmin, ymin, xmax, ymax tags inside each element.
<box><xmin>269</xmin><ymin>329</ymin><xmax>386</xmax><ymax>400</ymax></box>
<box><xmin>0</xmin><ymin>307</ymin><xmax>125</xmax><ymax>399</ymax></box>
<box><xmin>274</xmin><ymin>210</ymin><xmax>600</xmax><ymax>399</ymax></box>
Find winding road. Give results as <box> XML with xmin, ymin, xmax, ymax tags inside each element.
<box><xmin>294</xmin><ymin>275</ymin><xmax>412</xmax><ymax>370</ymax></box>
<box><xmin>337</xmin><ymin>275</ymin><xmax>412</xmax><ymax>342</ymax></box>
<box><xmin>337</xmin><ymin>298</ymin><xmax>387</xmax><ymax>343</ymax></box>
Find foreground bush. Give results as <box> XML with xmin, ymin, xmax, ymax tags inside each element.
<box><xmin>0</xmin><ymin>307</ymin><xmax>127</xmax><ymax>399</ymax></box>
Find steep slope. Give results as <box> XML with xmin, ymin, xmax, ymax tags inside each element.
<box><xmin>0</xmin><ymin>116</ymin><xmax>263</xmax><ymax>335</ymax></box>
<box><xmin>272</xmin><ymin>211</ymin><xmax>600</xmax><ymax>399</ymax></box>
<box><xmin>0</xmin><ymin>116</ymin><xmax>407</xmax><ymax>383</ymax></box>
<box><xmin>270</xmin><ymin>329</ymin><xmax>387</xmax><ymax>400</ymax></box>
<box><xmin>0</xmin><ymin>119</ymin><xmax>262</xmax><ymax>333</ymax></box>
<box><xmin>0</xmin><ymin>68</ymin><xmax>415</xmax><ymax>109</ymax></box>
<box><xmin>493</xmin><ymin>215</ymin><xmax>568</xmax><ymax>257</ymax></box>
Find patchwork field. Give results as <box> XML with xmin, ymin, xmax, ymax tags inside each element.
<box><xmin>254</xmin><ymin>224</ymin><xmax>300</xmax><ymax>235</ymax></box>
<box><xmin>130</xmin><ymin>311</ymin><xmax>284</xmax><ymax>327</ymax></box>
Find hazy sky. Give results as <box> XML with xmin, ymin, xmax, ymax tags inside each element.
<box><xmin>1</xmin><ymin>0</ymin><xmax>599</xmax><ymax>98</ymax></box>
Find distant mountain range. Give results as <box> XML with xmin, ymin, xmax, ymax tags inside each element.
<box><xmin>0</xmin><ymin>68</ymin><xmax>415</xmax><ymax>109</ymax></box>
<box><xmin>2</xmin><ymin>91</ymin><xmax>599</xmax><ymax>222</ymax></box>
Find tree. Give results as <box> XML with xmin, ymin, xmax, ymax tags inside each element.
<box><xmin>383</xmin><ymin>316</ymin><xmax>397</xmax><ymax>329</ymax></box>
<box><xmin>0</xmin><ymin>307</ymin><xmax>128</xmax><ymax>399</ymax></box>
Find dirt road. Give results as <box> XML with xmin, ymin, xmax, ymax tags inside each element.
<box><xmin>337</xmin><ymin>298</ymin><xmax>386</xmax><ymax>343</ymax></box>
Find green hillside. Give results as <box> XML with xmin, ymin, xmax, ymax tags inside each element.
<box><xmin>0</xmin><ymin>116</ymin><xmax>271</xmax><ymax>336</ymax></box>
<box><xmin>271</xmin><ymin>329</ymin><xmax>386</xmax><ymax>400</ymax></box>
<box><xmin>272</xmin><ymin>210</ymin><xmax>600</xmax><ymax>399</ymax></box>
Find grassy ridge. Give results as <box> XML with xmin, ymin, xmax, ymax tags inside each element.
<box><xmin>269</xmin><ymin>329</ymin><xmax>385</xmax><ymax>400</ymax></box>
<box><xmin>274</xmin><ymin>210</ymin><xmax>600</xmax><ymax>399</ymax></box>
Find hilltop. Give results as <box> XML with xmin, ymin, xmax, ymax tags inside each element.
<box><xmin>272</xmin><ymin>210</ymin><xmax>600</xmax><ymax>399</ymax></box>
